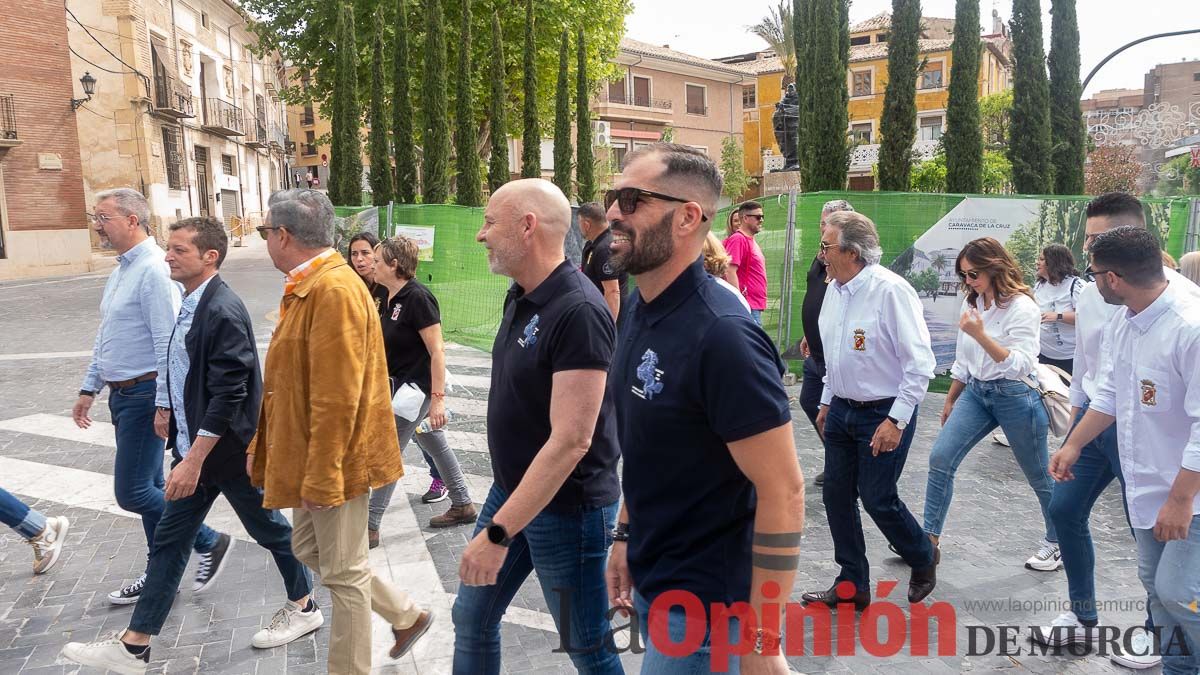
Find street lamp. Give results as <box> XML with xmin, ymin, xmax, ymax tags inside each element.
<box><xmin>71</xmin><ymin>72</ymin><xmax>97</xmax><ymax>110</ymax></box>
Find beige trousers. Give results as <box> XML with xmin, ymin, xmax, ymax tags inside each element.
<box><xmin>291</xmin><ymin>493</ymin><xmax>422</xmax><ymax>675</ymax></box>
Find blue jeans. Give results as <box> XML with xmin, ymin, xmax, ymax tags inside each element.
<box><xmin>1134</xmin><ymin>518</ymin><xmax>1200</xmax><ymax>675</ymax></box>
<box><xmin>634</xmin><ymin>590</ymin><xmax>741</xmax><ymax>674</ymax></box>
<box><xmin>129</xmin><ymin>471</ymin><xmax>312</xmax><ymax>635</ymax></box>
<box><xmin>451</xmin><ymin>484</ymin><xmax>622</xmax><ymax>674</ymax></box>
<box><xmin>109</xmin><ymin>380</ymin><xmax>218</xmax><ymax>555</ymax></box>
<box><xmin>798</xmin><ymin>357</ymin><xmax>825</xmax><ymax>430</ymax></box>
<box><xmin>749</xmin><ymin>309</ymin><xmax>763</xmax><ymax>326</ymax></box>
<box><xmin>823</xmin><ymin>398</ymin><xmax>935</xmax><ymax>592</ymax></box>
<box><xmin>0</xmin><ymin>486</ymin><xmax>46</xmax><ymax>541</ymax></box>
<box><xmin>1048</xmin><ymin>405</ymin><xmax>1130</xmax><ymax>622</ymax></box>
<box><xmin>923</xmin><ymin>378</ymin><xmax>1055</xmax><ymax>543</ymax></box>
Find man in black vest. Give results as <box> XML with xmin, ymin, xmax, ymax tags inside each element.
<box><xmin>62</xmin><ymin>217</ymin><xmax>322</xmax><ymax>674</ymax></box>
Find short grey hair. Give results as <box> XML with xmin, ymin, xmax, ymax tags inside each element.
<box><xmin>267</xmin><ymin>189</ymin><xmax>334</xmax><ymax>248</ymax></box>
<box><xmin>95</xmin><ymin>188</ymin><xmax>151</xmax><ymax>234</ymax></box>
<box><xmin>826</xmin><ymin>211</ymin><xmax>883</xmax><ymax>266</ymax></box>
<box><xmin>822</xmin><ymin>199</ymin><xmax>855</xmax><ymax>215</ymax></box>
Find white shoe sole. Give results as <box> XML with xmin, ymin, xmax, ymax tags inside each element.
<box><xmin>1025</xmin><ymin>559</ymin><xmax>1064</xmax><ymax>572</ymax></box>
<box><xmin>251</xmin><ymin>609</ymin><xmax>325</xmax><ymax>649</ymax></box>
<box><xmin>60</xmin><ymin>644</ymin><xmax>146</xmax><ymax>675</ymax></box>
<box><xmin>193</xmin><ymin>536</ymin><xmax>235</xmax><ymax>593</ymax></box>
<box><xmin>1110</xmin><ymin>653</ymin><xmax>1162</xmax><ymax>670</ymax></box>
<box><xmin>107</xmin><ymin>590</ymin><xmax>141</xmax><ymax>606</ymax></box>
<box><xmin>35</xmin><ymin>517</ymin><xmax>69</xmax><ymax>575</ymax></box>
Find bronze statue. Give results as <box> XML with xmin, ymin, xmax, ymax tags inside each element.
<box><xmin>772</xmin><ymin>83</ymin><xmax>799</xmax><ymax>171</ymax></box>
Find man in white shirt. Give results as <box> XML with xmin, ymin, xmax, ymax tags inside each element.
<box><xmin>1051</xmin><ymin>226</ymin><xmax>1200</xmax><ymax>674</ymax></box>
<box><xmin>802</xmin><ymin>211</ymin><xmax>938</xmax><ymax>609</ymax></box>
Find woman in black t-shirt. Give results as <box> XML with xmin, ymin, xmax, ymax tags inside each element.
<box><xmin>367</xmin><ymin>236</ymin><xmax>476</xmax><ymax>541</ymax></box>
<box><xmin>348</xmin><ymin>231</ymin><xmax>389</xmax><ymax>314</ymax></box>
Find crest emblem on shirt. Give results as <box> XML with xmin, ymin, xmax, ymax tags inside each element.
<box><xmin>633</xmin><ymin>349</ymin><xmax>664</xmax><ymax>400</ymax></box>
<box><xmin>518</xmin><ymin>314</ymin><xmax>540</xmax><ymax>348</ymax></box>
<box><xmin>1140</xmin><ymin>379</ymin><xmax>1157</xmax><ymax>407</ymax></box>
<box><xmin>853</xmin><ymin>328</ymin><xmax>867</xmax><ymax>352</ymax></box>
<box><xmin>391</xmin><ymin>304</ymin><xmax>402</xmax><ymax>321</ymax></box>
<box><xmin>603</xmin><ymin>262</ymin><xmax>614</xmax><ymax>275</ymax></box>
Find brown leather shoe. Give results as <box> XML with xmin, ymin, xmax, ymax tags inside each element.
<box><xmin>429</xmin><ymin>504</ymin><xmax>478</xmax><ymax>529</ymax></box>
<box><xmin>390</xmin><ymin>610</ymin><xmax>433</xmax><ymax>659</ymax></box>
<box><xmin>368</xmin><ymin>529</ymin><xmax>380</xmax><ymax>550</ymax></box>
<box><xmin>800</xmin><ymin>584</ymin><xmax>871</xmax><ymax>611</ymax></box>
<box><xmin>908</xmin><ymin>564</ymin><xmax>937</xmax><ymax>603</ymax></box>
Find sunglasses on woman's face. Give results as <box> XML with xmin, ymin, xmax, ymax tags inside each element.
<box><xmin>604</xmin><ymin>187</ymin><xmax>709</xmax><ymax>222</ymax></box>
<box><xmin>958</xmin><ymin>269</ymin><xmax>982</xmax><ymax>281</ymax></box>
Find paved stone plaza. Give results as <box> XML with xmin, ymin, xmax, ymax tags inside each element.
<box><xmin>0</xmin><ymin>241</ymin><xmax>1158</xmax><ymax>674</ymax></box>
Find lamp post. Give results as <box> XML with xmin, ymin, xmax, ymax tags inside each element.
<box><xmin>71</xmin><ymin>72</ymin><xmax>97</xmax><ymax>110</ymax></box>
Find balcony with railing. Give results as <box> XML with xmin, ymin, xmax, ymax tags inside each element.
<box><xmin>300</xmin><ymin>108</ymin><xmax>315</xmax><ymax>126</ymax></box>
<box><xmin>245</xmin><ymin>118</ymin><xmax>270</xmax><ymax>149</ymax></box>
<box><xmin>595</xmin><ymin>89</ymin><xmax>672</xmax><ymax>124</ymax></box>
<box><xmin>151</xmin><ymin>74</ymin><xmax>195</xmax><ymax>119</ymax></box>
<box><xmin>301</xmin><ymin>143</ymin><xmax>317</xmax><ymax>157</ymax></box>
<box><xmin>269</xmin><ymin>124</ymin><xmax>288</xmax><ymax>152</ymax></box>
<box><xmin>0</xmin><ymin>94</ymin><xmax>19</xmax><ymax>150</ymax></box>
<box><xmin>199</xmin><ymin>98</ymin><xmax>244</xmax><ymax>137</ymax></box>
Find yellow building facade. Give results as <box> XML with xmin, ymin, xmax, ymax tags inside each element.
<box><xmin>737</xmin><ymin>12</ymin><xmax>1012</xmax><ymax>191</ymax></box>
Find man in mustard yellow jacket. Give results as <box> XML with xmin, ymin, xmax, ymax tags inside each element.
<box><xmin>250</xmin><ymin>189</ymin><xmax>433</xmax><ymax>674</ymax></box>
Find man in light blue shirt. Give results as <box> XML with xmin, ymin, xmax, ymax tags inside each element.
<box><xmin>72</xmin><ymin>188</ymin><xmax>224</xmax><ymax>606</ymax></box>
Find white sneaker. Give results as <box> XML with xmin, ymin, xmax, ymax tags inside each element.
<box><xmin>1030</xmin><ymin>612</ymin><xmax>1096</xmax><ymax>647</ymax></box>
<box><xmin>29</xmin><ymin>516</ymin><xmax>69</xmax><ymax>574</ymax></box>
<box><xmin>993</xmin><ymin>431</ymin><xmax>1011</xmax><ymax>446</ymax></box>
<box><xmin>1025</xmin><ymin>540</ymin><xmax>1063</xmax><ymax>571</ymax></box>
<box><xmin>1110</xmin><ymin>627</ymin><xmax>1162</xmax><ymax>669</ymax></box>
<box><xmin>251</xmin><ymin>600</ymin><xmax>325</xmax><ymax>648</ymax></box>
<box><xmin>61</xmin><ymin>632</ymin><xmax>149</xmax><ymax>675</ymax></box>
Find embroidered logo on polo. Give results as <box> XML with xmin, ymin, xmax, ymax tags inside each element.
<box><xmin>602</xmin><ymin>262</ymin><xmax>614</xmax><ymax>276</ymax></box>
<box><xmin>633</xmin><ymin>349</ymin><xmax>664</xmax><ymax>400</ymax></box>
<box><xmin>391</xmin><ymin>304</ymin><xmax>402</xmax><ymax>321</ymax></box>
<box><xmin>853</xmin><ymin>328</ymin><xmax>867</xmax><ymax>352</ymax></box>
<box><xmin>1140</xmin><ymin>379</ymin><xmax>1157</xmax><ymax>407</ymax></box>
<box><xmin>518</xmin><ymin>314</ymin><xmax>540</xmax><ymax>348</ymax></box>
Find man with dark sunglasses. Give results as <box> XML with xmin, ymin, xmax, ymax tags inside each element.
<box><xmin>603</xmin><ymin>143</ymin><xmax>803</xmax><ymax>673</ymax></box>
<box><xmin>723</xmin><ymin>201</ymin><xmax>769</xmax><ymax>326</ymax></box>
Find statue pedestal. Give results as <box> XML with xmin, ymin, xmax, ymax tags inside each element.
<box><xmin>763</xmin><ymin>170</ymin><xmax>802</xmax><ymax>195</ymax></box>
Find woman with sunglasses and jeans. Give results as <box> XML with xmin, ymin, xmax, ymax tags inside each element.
<box><xmin>922</xmin><ymin>238</ymin><xmax>1060</xmax><ymax>571</ymax></box>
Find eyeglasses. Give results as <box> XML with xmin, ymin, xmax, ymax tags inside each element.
<box><xmin>958</xmin><ymin>269</ymin><xmax>982</xmax><ymax>280</ymax></box>
<box><xmin>257</xmin><ymin>225</ymin><xmax>284</xmax><ymax>240</ymax></box>
<box><xmin>87</xmin><ymin>212</ymin><xmax>116</xmax><ymax>225</ymax></box>
<box><xmin>604</xmin><ymin>187</ymin><xmax>709</xmax><ymax>222</ymax></box>
<box><xmin>1090</xmin><ymin>267</ymin><xmax>1123</xmax><ymax>279</ymax></box>
<box><xmin>743</xmin><ymin>214</ymin><xmax>765</xmax><ymax>222</ymax></box>
<box><xmin>819</xmin><ymin>240</ymin><xmax>835</xmax><ymax>253</ymax></box>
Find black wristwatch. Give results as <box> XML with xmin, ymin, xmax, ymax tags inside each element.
<box><xmin>486</xmin><ymin>521</ymin><xmax>512</xmax><ymax>547</ymax></box>
<box><xmin>79</xmin><ymin>389</ymin><xmax>96</xmax><ymax>398</ymax></box>
<box><xmin>612</xmin><ymin>522</ymin><xmax>630</xmax><ymax>542</ymax></box>
<box><xmin>1056</xmin><ymin>312</ymin><xmax>1063</xmax><ymax>321</ymax></box>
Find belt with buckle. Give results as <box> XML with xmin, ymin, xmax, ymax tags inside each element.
<box><xmin>106</xmin><ymin>372</ymin><xmax>158</xmax><ymax>390</ymax></box>
<box><xmin>837</xmin><ymin>396</ymin><xmax>894</xmax><ymax>409</ymax></box>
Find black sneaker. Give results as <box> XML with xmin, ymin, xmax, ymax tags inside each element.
<box><xmin>193</xmin><ymin>533</ymin><xmax>234</xmax><ymax>593</ymax></box>
<box><xmin>420</xmin><ymin>479</ymin><xmax>448</xmax><ymax>504</ymax></box>
<box><xmin>108</xmin><ymin>573</ymin><xmax>147</xmax><ymax>606</ymax></box>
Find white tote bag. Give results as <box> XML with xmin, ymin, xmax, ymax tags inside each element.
<box><xmin>391</xmin><ymin>382</ymin><xmax>425</xmax><ymax>422</ymax></box>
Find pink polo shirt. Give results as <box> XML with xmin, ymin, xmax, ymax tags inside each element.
<box><xmin>723</xmin><ymin>231</ymin><xmax>767</xmax><ymax>310</ymax></box>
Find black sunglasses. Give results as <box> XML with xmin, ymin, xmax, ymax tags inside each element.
<box><xmin>604</xmin><ymin>188</ymin><xmax>709</xmax><ymax>222</ymax></box>
<box><xmin>957</xmin><ymin>269</ymin><xmax>982</xmax><ymax>280</ymax></box>
<box><xmin>1090</xmin><ymin>267</ymin><xmax>1123</xmax><ymax>279</ymax></box>
<box><xmin>742</xmin><ymin>213</ymin><xmax>765</xmax><ymax>222</ymax></box>
<box><xmin>257</xmin><ymin>225</ymin><xmax>284</xmax><ymax>240</ymax></box>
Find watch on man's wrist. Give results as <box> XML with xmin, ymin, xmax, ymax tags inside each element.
<box><xmin>744</xmin><ymin>625</ymin><xmax>781</xmax><ymax>655</ymax></box>
<box><xmin>612</xmin><ymin>521</ymin><xmax>630</xmax><ymax>542</ymax></box>
<box><xmin>1057</xmin><ymin>312</ymin><xmax>1064</xmax><ymax>321</ymax></box>
<box><xmin>79</xmin><ymin>389</ymin><xmax>96</xmax><ymax>398</ymax></box>
<box><xmin>887</xmin><ymin>415</ymin><xmax>908</xmax><ymax>430</ymax></box>
<box><xmin>486</xmin><ymin>521</ymin><xmax>512</xmax><ymax>547</ymax></box>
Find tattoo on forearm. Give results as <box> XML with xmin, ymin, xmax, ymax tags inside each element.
<box><xmin>753</xmin><ymin>552</ymin><xmax>801</xmax><ymax>571</ymax></box>
<box><xmin>753</xmin><ymin>531</ymin><xmax>803</xmax><ymax>548</ymax></box>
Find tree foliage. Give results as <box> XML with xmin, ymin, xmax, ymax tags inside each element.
<box><xmin>392</xmin><ymin>0</ymin><xmax>416</xmax><ymax>203</ymax></box>
<box><xmin>520</xmin><ymin>0</ymin><xmax>541</xmax><ymax>178</ymax></box>
<box><xmin>1048</xmin><ymin>0</ymin><xmax>1084</xmax><ymax>194</ymax></box>
<box><xmin>575</xmin><ymin>28</ymin><xmax>596</xmax><ymax>203</ymax></box>
<box><xmin>944</xmin><ymin>0</ymin><xmax>982</xmax><ymax>193</ymax></box>
<box><xmin>1085</xmin><ymin>145</ymin><xmax>1143</xmax><ymax>195</ymax></box>
<box><xmin>798</xmin><ymin>0</ymin><xmax>849</xmax><ymax>190</ymax></box>
<box><xmin>878</xmin><ymin>0</ymin><xmax>922</xmax><ymax>191</ymax></box>
<box><xmin>749</xmin><ymin>2</ymin><xmax>796</xmax><ymax>84</ymax></box>
<box><xmin>1154</xmin><ymin>155</ymin><xmax>1200</xmax><ymax>196</ymax></box>
<box><xmin>453</xmin><ymin>0</ymin><xmax>482</xmax><ymax>206</ymax></box>
<box><xmin>552</xmin><ymin>30</ymin><xmax>573</xmax><ymax>197</ymax></box>
<box><xmin>911</xmin><ymin>149</ymin><xmax>1012</xmax><ymax>194</ymax></box>
<box><xmin>487</xmin><ymin>12</ymin><xmax>510</xmax><ymax>193</ymax></box>
<box><xmin>329</xmin><ymin>3</ymin><xmax>363</xmax><ymax>206</ymax></box>
<box><xmin>1009</xmin><ymin>0</ymin><xmax>1052</xmax><ymax>194</ymax></box>
<box><xmin>980</xmin><ymin>90</ymin><xmax>1013</xmax><ymax>150</ymax></box>
<box><xmin>420</xmin><ymin>0</ymin><xmax>450</xmax><ymax>203</ymax></box>
<box><xmin>368</xmin><ymin>12</ymin><xmax>393</xmax><ymax>205</ymax></box>
<box><xmin>720</xmin><ymin>136</ymin><xmax>757</xmax><ymax>202</ymax></box>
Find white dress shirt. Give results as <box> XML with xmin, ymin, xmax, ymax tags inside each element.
<box><xmin>819</xmin><ymin>263</ymin><xmax>935</xmax><ymax>423</ymax></box>
<box><xmin>1035</xmin><ymin>276</ymin><xmax>1082</xmax><ymax>360</ymax></box>
<box><xmin>949</xmin><ymin>293</ymin><xmax>1041</xmax><ymax>383</ymax></box>
<box><xmin>1090</xmin><ymin>280</ymin><xmax>1200</xmax><ymax>530</ymax></box>
<box><xmin>1070</xmin><ymin>267</ymin><xmax>1195</xmax><ymax>408</ymax></box>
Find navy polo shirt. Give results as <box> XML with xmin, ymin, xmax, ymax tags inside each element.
<box><xmin>487</xmin><ymin>260</ymin><xmax>621</xmax><ymax>512</ymax></box>
<box><xmin>613</xmin><ymin>258</ymin><xmax>791</xmax><ymax>605</ymax></box>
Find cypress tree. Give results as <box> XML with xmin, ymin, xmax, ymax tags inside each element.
<box><xmin>552</xmin><ymin>30</ymin><xmax>573</xmax><ymax>197</ymax></box>
<box><xmin>421</xmin><ymin>0</ymin><xmax>450</xmax><ymax>203</ymax></box>
<box><xmin>367</xmin><ymin>12</ymin><xmax>393</xmax><ymax>205</ymax></box>
<box><xmin>877</xmin><ymin>0</ymin><xmax>921</xmax><ymax>191</ymax></box>
<box><xmin>792</xmin><ymin>0</ymin><xmax>809</xmax><ymax>184</ymax></box>
<box><xmin>575</xmin><ymin>28</ymin><xmax>595</xmax><ymax>203</ymax></box>
<box><xmin>1010</xmin><ymin>0</ymin><xmax>1052</xmax><ymax>194</ymax></box>
<box><xmin>520</xmin><ymin>0</ymin><xmax>540</xmax><ymax>178</ymax></box>
<box><xmin>329</xmin><ymin>3</ymin><xmax>363</xmax><ymax>206</ymax></box>
<box><xmin>453</xmin><ymin>0</ymin><xmax>482</xmax><ymax>206</ymax></box>
<box><xmin>487</xmin><ymin>12</ymin><xmax>509</xmax><ymax>192</ymax></box>
<box><xmin>806</xmin><ymin>0</ymin><xmax>849</xmax><ymax>190</ymax></box>
<box><xmin>393</xmin><ymin>0</ymin><xmax>416</xmax><ymax>203</ymax></box>
<box><xmin>944</xmin><ymin>0</ymin><xmax>982</xmax><ymax>193</ymax></box>
<box><xmin>1048</xmin><ymin>0</ymin><xmax>1084</xmax><ymax>194</ymax></box>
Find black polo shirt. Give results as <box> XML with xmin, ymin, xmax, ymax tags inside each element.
<box><xmin>381</xmin><ymin>280</ymin><xmax>440</xmax><ymax>395</ymax></box>
<box><xmin>801</xmin><ymin>256</ymin><xmax>829</xmax><ymax>364</ymax></box>
<box><xmin>487</xmin><ymin>260</ymin><xmax>621</xmax><ymax>512</ymax></box>
<box><xmin>581</xmin><ymin>228</ymin><xmax>628</xmax><ymax>302</ymax></box>
<box><xmin>613</xmin><ymin>258</ymin><xmax>791</xmax><ymax>606</ymax></box>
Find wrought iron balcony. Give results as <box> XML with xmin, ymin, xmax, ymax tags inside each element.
<box><xmin>245</xmin><ymin>121</ymin><xmax>270</xmax><ymax>149</ymax></box>
<box><xmin>151</xmin><ymin>74</ymin><xmax>195</xmax><ymax>119</ymax></box>
<box><xmin>300</xmin><ymin>109</ymin><xmax>315</xmax><ymax>126</ymax></box>
<box><xmin>200</xmin><ymin>98</ymin><xmax>244</xmax><ymax>137</ymax></box>
<box><xmin>599</xmin><ymin>90</ymin><xmax>672</xmax><ymax>111</ymax></box>
<box><xmin>0</xmin><ymin>94</ymin><xmax>18</xmax><ymax>145</ymax></box>
<box><xmin>301</xmin><ymin>143</ymin><xmax>317</xmax><ymax>156</ymax></box>
<box><xmin>269</xmin><ymin>124</ymin><xmax>288</xmax><ymax>150</ymax></box>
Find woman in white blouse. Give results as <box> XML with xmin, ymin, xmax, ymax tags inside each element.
<box><xmin>1034</xmin><ymin>244</ymin><xmax>1082</xmax><ymax>374</ymax></box>
<box><xmin>921</xmin><ymin>238</ymin><xmax>1057</xmax><ymax>571</ymax></box>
